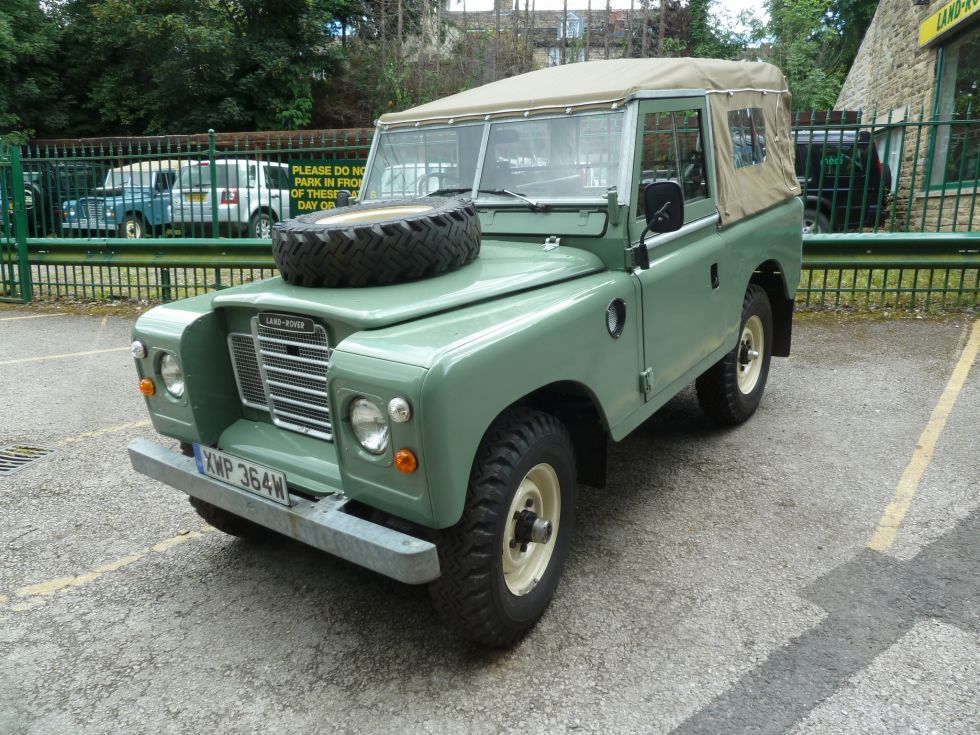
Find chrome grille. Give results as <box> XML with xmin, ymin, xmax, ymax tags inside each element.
<box><xmin>227</xmin><ymin>319</ymin><xmax>333</xmax><ymax>440</ymax></box>
<box><xmin>81</xmin><ymin>199</ymin><xmax>105</xmax><ymax>221</ymax></box>
<box><xmin>228</xmin><ymin>333</ymin><xmax>267</xmax><ymax>409</ymax></box>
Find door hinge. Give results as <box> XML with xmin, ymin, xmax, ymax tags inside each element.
<box><xmin>640</xmin><ymin>368</ymin><xmax>653</xmax><ymax>398</ymax></box>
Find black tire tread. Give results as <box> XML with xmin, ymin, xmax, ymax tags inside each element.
<box><xmin>272</xmin><ymin>197</ymin><xmax>480</xmax><ymax>288</ymax></box>
<box><xmin>696</xmin><ymin>284</ymin><xmax>772</xmax><ymax>426</ymax></box>
<box><xmin>428</xmin><ymin>407</ymin><xmax>574</xmax><ymax>647</ymax></box>
<box><xmin>188</xmin><ymin>496</ymin><xmax>273</xmax><ymax>541</ymax></box>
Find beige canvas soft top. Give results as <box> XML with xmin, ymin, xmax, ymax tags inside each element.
<box><xmin>379</xmin><ymin>58</ymin><xmax>800</xmax><ymax>226</ymax></box>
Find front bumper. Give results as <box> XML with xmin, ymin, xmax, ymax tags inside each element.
<box><xmin>128</xmin><ymin>438</ymin><xmax>440</xmax><ymax>584</ymax></box>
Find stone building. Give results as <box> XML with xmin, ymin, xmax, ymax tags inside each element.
<box><xmin>839</xmin><ymin>0</ymin><xmax>980</xmax><ymax>231</ymax></box>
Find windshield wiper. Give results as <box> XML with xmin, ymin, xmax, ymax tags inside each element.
<box><xmin>483</xmin><ymin>189</ymin><xmax>546</xmax><ymax>211</ymax></box>
<box><xmin>425</xmin><ymin>187</ymin><xmax>547</xmax><ymax>210</ymax></box>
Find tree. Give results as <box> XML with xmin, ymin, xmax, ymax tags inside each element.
<box><xmin>0</xmin><ymin>0</ymin><xmax>65</xmax><ymax>141</ymax></box>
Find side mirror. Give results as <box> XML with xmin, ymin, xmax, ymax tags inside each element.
<box><xmin>336</xmin><ymin>190</ymin><xmax>352</xmax><ymax>208</ymax></box>
<box><xmin>643</xmin><ymin>181</ymin><xmax>684</xmax><ymax>233</ymax></box>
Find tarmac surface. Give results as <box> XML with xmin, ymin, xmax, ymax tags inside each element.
<box><xmin>0</xmin><ymin>306</ymin><xmax>978</xmax><ymax>734</ymax></box>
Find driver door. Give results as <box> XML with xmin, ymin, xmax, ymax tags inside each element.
<box><xmin>631</xmin><ymin>99</ymin><xmax>728</xmax><ymax>404</ymax></box>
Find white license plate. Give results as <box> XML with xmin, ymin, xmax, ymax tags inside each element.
<box><xmin>193</xmin><ymin>444</ymin><xmax>290</xmax><ymax>506</ymax></box>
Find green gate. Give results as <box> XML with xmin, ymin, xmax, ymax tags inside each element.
<box><xmin>0</xmin><ymin>143</ymin><xmax>31</xmax><ymax>303</ymax></box>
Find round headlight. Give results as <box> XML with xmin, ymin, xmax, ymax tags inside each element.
<box><xmin>160</xmin><ymin>353</ymin><xmax>184</xmax><ymax>398</ymax></box>
<box><xmin>131</xmin><ymin>340</ymin><xmax>147</xmax><ymax>359</ymax></box>
<box><xmin>350</xmin><ymin>398</ymin><xmax>389</xmax><ymax>454</ymax></box>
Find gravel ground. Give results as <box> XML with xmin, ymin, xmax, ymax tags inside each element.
<box><xmin>0</xmin><ymin>308</ymin><xmax>977</xmax><ymax>734</ymax></box>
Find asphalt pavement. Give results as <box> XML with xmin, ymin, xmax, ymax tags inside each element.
<box><xmin>0</xmin><ymin>306</ymin><xmax>977</xmax><ymax>734</ymax></box>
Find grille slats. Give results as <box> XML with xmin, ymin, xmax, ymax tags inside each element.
<box><xmin>228</xmin><ymin>317</ymin><xmax>333</xmax><ymax>441</ymax></box>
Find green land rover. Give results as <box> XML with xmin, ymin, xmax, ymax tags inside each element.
<box><xmin>129</xmin><ymin>58</ymin><xmax>803</xmax><ymax>646</ymax></box>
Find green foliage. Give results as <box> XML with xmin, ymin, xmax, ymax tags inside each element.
<box><xmin>0</xmin><ymin>0</ymin><xmax>65</xmax><ymax>142</ymax></box>
<box><xmin>761</xmin><ymin>0</ymin><xmax>873</xmax><ymax>110</ymax></box>
<box><xmin>686</xmin><ymin>0</ymin><xmax>746</xmax><ymax>61</ymax></box>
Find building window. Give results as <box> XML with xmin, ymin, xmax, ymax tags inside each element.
<box><xmin>727</xmin><ymin>108</ymin><xmax>767</xmax><ymax>168</ymax></box>
<box><xmin>931</xmin><ymin>32</ymin><xmax>980</xmax><ymax>186</ymax></box>
<box><xmin>558</xmin><ymin>12</ymin><xmax>583</xmax><ymax>40</ymax></box>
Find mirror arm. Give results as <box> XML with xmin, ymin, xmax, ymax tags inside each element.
<box><xmin>633</xmin><ymin>226</ymin><xmax>651</xmax><ymax>270</ymax></box>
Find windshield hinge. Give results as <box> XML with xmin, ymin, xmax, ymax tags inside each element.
<box><xmin>640</xmin><ymin>368</ymin><xmax>653</xmax><ymax>398</ymax></box>
<box><xmin>542</xmin><ymin>236</ymin><xmax>561</xmax><ymax>252</ymax></box>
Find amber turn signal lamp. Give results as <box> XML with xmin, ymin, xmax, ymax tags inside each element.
<box><xmin>394</xmin><ymin>449</ymin><xmax>417</xmax><ymax>474</ymax></box>
<box><xmin>139</xmin><ymin>378</ymin><xmax>155</xmax><ymax>396</ymax></box>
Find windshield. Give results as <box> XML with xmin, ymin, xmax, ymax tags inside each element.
<box><xmin>362</xmin><ymin>111</ymin><xmax>624</xmax><ymax>203</ymax></box>
<box><xmin>102</xmin><ymin>169</ymin><xmax>154</xmax><ymax>190</ymax></box>
<box><xmin>177</xmin><ymin>163</ymin><xmax>255</xmax><ymax>189</ymax></box>
<box><xmin>361</xmin><ymin>125</ymin><xmax>483</xmax><ymax>200</ymax></box>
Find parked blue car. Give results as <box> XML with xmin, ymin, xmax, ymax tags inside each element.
<box><xmin>62</xmin><ymin>161</ymin><xmax>184</xmax><ymax>238</ymax></box>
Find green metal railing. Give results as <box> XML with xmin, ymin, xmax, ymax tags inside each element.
<box><xmin>1</xmin><ymin>121</ymin><xmax>979</xmax><ymax>309</ymax></box>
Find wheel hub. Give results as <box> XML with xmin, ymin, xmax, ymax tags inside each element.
<box><xmin>736</xmin><ymin>315</ymin><xmax>765</xmax><ymax>395</ymax></box>
<box><xmin>501</xmin><ymin>463</ymin><xmax>561</xmax><ymax>596</ymax></box>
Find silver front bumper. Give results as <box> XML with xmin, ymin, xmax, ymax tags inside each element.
<box><xmin>128</xmin><ymin>438</ymin><xmax>440</xmax><ymax>584</ymax></box>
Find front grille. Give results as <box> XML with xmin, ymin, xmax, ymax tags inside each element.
<box><xmin>81</xmin><ymin>200</ymin><xmax>105</xmax><ymax>221</ymax></box>
<box><xmin>228</xmin><ymin>316</ymin><xmax>333</xmax><ymax>441</ymax></box>
<box><xmin>228</xmin><ymin>333</ymin><xmax>267</xmax><ymax>408</ymax></box>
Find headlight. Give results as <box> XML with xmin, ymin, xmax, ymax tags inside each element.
<box><xmin>160</xmin><ymin>353</ymin><xmax>184</xmax><ymax>398</ymax></box>
<box><xmin>350</xmin><ymin>398</ymin><xmax>389</xmax><ymax>454</ymax></box>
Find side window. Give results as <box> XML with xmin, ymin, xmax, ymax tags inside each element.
<box><xmin>728</xmin><ymin>108</ymin><xmax>766</xmax><ymax>168</ymax></box>
<box><xmin>155</xmin><ymin>172</ymin><xmax>175</xmax><ymax>192</ymax></box>
<box><xmin>266</xmin><ymin>165</ymin><xmax>289</xmax><ymax>190</ymax></box>
<box><xmin>636</xmin><ymin>108</ymin><xmax>709</xmax><ymax>217</ymax></box>
<box><xmin>247</xmin><ymin>165</ymin><xmax>258</xmax><ymax>188</ymax></box>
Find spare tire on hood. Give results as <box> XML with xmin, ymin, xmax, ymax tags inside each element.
<box><xmin>271</xmin><ymin>197</ymin><xmax>481</xmax><ymax>288</ymax></box>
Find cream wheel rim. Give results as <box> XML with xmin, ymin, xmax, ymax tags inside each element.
<box><xmin>737</xmin><ymin>314</ymin><xmax>764</xmax><ymax>394</ymax></box>
<box><xmin>314</xmin><ymin>205</ymin><xmax>432</xmax><ymax>225</ymax></box>
<box><xmin>502</xmin><ymin>463</ymin><xmax>560</xmax><ymax>597</ymax></box>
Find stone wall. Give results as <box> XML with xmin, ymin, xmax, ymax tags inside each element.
<box><xmin>836</xmin><ymin>0</ymin><xmax>939</xmax><ymax>116</ymax></box>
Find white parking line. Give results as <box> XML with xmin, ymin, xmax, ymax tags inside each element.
<box><xmin>0</xmin><ymin>346</ymin><xmax>129</xmax><ymax>366</ymax></box>
<box><xmin>0</xmin><ymin>313</ymin><xmax>66</xmax><ymax>321</ymax></box>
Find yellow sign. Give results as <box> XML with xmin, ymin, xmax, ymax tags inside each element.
<box><xmin>919</xmin><ymin>0</ymin><xmax>980</xmax><ymax>47</ymax></box>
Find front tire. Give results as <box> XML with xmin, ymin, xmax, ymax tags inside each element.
<box><xmin>120</xmin><ymin>215</ymin><xmax>145</xmax><ymax>239</ymax></box>
<box><xmin>188</xmin><ymin>496</ymin><xmax>273</xmax><ymax>541</ymax></box>
<box><xmin>696</xmin><ymin>284</ymin><xmax>773</xmax><ymax>426</ymax></box>
<box><xmin>428</xmin><ymin>408</ymin><xmax>576</xmax><ymax>647</ymax></box>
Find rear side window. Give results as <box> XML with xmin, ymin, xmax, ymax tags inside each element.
<box><xmin>265</xmin><ymin>165</ymin><xmax>290</xmax><ymax>190</ymax></box>
<box><xmin>728</xmin><ymin>108</ymin><xmax>766</xmax><ymax>168</ymax></box>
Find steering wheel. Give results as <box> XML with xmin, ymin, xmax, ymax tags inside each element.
<box><xmin>414</xmin><ymin>171</ymin><xmax>458</xmax><ymax>195</ymax></box>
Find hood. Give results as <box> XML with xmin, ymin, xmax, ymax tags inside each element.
<box><xmin>211</xmin><ymin>241</ymin><xmax>605</xmax><ymax>331</ymax></box>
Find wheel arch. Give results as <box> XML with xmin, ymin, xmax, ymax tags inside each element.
<box><xmin>750</xmin><ymin>260</ymin><xmax>794</xmax><ymax>357</ymax></box>
<box><xmin>515</xmin><ymin>380</ymin><xmax>608</xmax><ymax>490</ymax></box>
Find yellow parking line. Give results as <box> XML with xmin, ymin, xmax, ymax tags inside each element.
<box><xmin>0</xmin><ymin>313</ymin><xmax>66</xmax><ymax>321</ymax></box>
<box><xmin>4</xmin><ymin>527</ymin><xmax>214</xmax><ymax>611</ymax></box>
<box><xmin>55</xmin><ymin>421</ymin><xmax>152</xmax><ymax>447</ymax></box>
<box><xmin>868</xmin><ymin>319</ymin><xmax>980</xmax><ymax>551</ymax></box>
<box><xmin>0</xmin><ymin>346</ymin><xmax>129</xmax><ymax>366</ymax></box>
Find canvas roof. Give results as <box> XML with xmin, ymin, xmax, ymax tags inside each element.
<box><xmin>379</xmin><ymin>58</ymin><xmax>789</xmax><ymax>126</ymax></box>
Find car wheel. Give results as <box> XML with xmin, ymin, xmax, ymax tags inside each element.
<box><xmin>120</xmin><ymin>215</ymin><xmax>145</xmax><ymax>239</ymax></box>
<box><xmin>249</xmin><ymin>210</ymin><xmax>276</xmax><ymax>239</ymax></box>
<box><xmin>428</xmin><ymin>407</ymin><xmax>576</xmax><ymax>647</ymax></box>
<box><xmin>802</xmin><ymin>207</ymin><xmax>830</xmax><ymax>234</ymax></box>
<box><xmin>696</xmin><ymin>284</ymin><xmax>773</xmax><ymax>426</ymax></box>
<box><xmin>188</xmin><ymin>496</ymin><xmax>274</xmax><ymax>541</ymax></box>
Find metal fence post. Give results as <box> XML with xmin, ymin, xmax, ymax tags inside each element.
<box><xmin>10</xmin><ymin>145</ymin><xmax>32</xmax><ymax>303</ymax></box>
<box><xmin>208</xmin><ymin>129</ymin><xmax>222</xmax><ymax>288</ymax></box>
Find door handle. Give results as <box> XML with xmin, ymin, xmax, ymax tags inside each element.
<box><xmin>710</xmin><ymin>263</ymin><xmax>720</xmax><ymax>289</ymax></box>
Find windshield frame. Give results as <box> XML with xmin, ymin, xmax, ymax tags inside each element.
<box><xmin>361</xmin><ymin>108</ymin><xmax>630</xmax><ymax>207</ymax></box>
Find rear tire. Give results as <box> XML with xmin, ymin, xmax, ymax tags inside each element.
<box><xmin>428</xmin><ymin>407</ymin><xmax>576</xmax><ymax>647</ymax></box>
<box><xmin>802</xmin><ymin>207</ymin><xmax>830</xmax><ymax>234</ymax></box>
<box><xmin>696</xmin><ymin>284</ymin><xmax>773</xmax><ymax>426</ymax></box>
<box><xmin>188</xmin><ymin>496</ymin><xmax>273</xmax><ymax>541</ymax></box>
